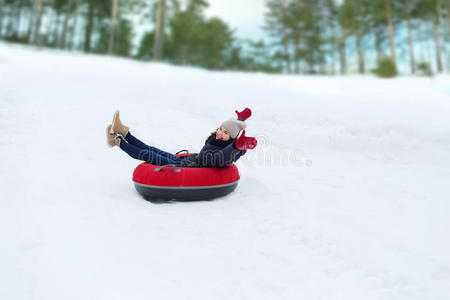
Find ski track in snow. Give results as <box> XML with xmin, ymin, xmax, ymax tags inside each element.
<box><xmin>1</xmin><ymin>42</ymin><xmax>450</xmax><ymax>300</ymax></box>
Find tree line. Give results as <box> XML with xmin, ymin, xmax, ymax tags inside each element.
<box><xmin>0</xmin><ymin>0</ymin><xmax>448</xmax><ymax>75</ymax></box>
<box><xmin>265</xmin><ymin>0</ymin><xmax>449</xmax><ymax>75</ymax></box>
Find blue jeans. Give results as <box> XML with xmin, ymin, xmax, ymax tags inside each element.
<box><xmin>118</xmin><ymin>132</ymin><xmax>183</xmax><ymax>166</ymax></box>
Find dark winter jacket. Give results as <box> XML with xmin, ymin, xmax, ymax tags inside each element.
<box><xmin>179</xmin><ymin>135</ymin><xmax>247</xmax><ymax>168</ymax></box>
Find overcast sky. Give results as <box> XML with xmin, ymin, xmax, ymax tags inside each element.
<box><xmin>204</xmin><ymin>0</ymin><xmax>268</xmax><ymax>41</ymax></box>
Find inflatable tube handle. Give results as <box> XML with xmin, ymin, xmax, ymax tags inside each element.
<box><xmin>154</xmin><ymin>164</ymin><xmax>182</xmax><ymax>173</ymax></box>
<box><xmin>176</xmin><ymin>149</ymin><xmax>190</xmax><ymax>155</ymax></box>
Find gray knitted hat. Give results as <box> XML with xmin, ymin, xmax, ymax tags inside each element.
<box><xmin>220</xmin><ymin>119</ymin><xmax>246</xmax><ymax>139</ymax></box>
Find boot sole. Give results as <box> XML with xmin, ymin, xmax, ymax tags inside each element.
<box><xmin>106</xmin><ymin>125</ymin><xmax>114</xmax><ymax>148</ymax></box>
<box><xmin>110</xmin><ymin>110</ymin><xmax>119</xmax><ymax>134</ymax></box>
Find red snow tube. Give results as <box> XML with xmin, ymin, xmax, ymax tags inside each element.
<box><xmin>132</xmin><ymin>152</ymin><xmax>240</xmax><ymax>202</ymax></box>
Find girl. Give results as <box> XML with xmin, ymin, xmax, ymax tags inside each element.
<box><xmin>106</xmin><ymin>108</ymin><xmax>257</xmax><ymax>168</ymax></box>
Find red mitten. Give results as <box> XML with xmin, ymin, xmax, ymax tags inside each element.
<box><xmin>235</xmin><ymin>107</ymin><xmax>252</xmax><ymax>121</ymax></box>
<box><xmin>234</xmin><ymin>130</ymin><xmax>257</xmax><ymax>150</ymax></box>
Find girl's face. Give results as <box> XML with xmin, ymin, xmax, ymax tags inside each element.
<box><xmin>216</xmin><ymin>126</ymin><xmax>231</xmax><ymax>141</ymax></box>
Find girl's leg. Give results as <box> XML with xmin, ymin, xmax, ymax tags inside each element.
<box><xmin>118</xmin><ymin>137</ymin><xmax>182</xmax><ymax>166</ymax></box>
<box><xmin>123</xmin><ymin>131</ymin><xmax>150</xmax><ymax>149</ymax></box>
<box><xmin>124</xmin><ymin>132</ymin><xmax>179</xmax><ymax>160</ymax></box>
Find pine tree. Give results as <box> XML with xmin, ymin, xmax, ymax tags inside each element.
<box><xmin>397</xmin><ymin>0</ymin><xmax>421</xmax><ymax>73</ymax></box>
<box><xmin>446</xmin><ymin>0</ymin><xmax>450</xmax><ymax>34</ymax></box>
<box><xmin>84</xmin><ymin>0</ymin><xmax>96</xmax><ymax>52</ymax></box>
<box><xmin>108</xmin><ymin>0</ymin><xmax>119</xmax><ymax>54</ymax></box>
<box><xmin>60</xmin><ymin>0</ymin><xmax>75</xmax><ymax>49</ymax></box>
<box><xmin>369</xmin><ymin>0</ymin><xmax>387</xmax><ymax>62</ymax></box>
<box><xmin>264</xmin><ymin>0</ymin><xmax>292</xmax><ymax>73</ymax></box>
<box><xmin>338</xmin><ymin>1</ymin><xmax>353</xmax><ymax>74</ymax></box>
<box><xmin>68</xmin><ymin>0</ymin><xmax>81</xmax><ymax>50</ymax></box>
<box><xmin>199</xmin><ymin>17</ymin><xmax>233</xmax><ymax>69</ymax></box>
<box><xmin>153</xmin><ymin>0</ymin><xmax>166</xmax><ymax>61</ymax></box>
<box><xmin>325</xmin><ymin>0</ymin><xmax>340</xmax><ymax>74</ymax></box>
<box><xmin>340</xmin><ymin>0</ymin><xmax>364</xmax><ymax>73</ymax></box>
<box><xmin>6</xmin><ymin>0</ymin><xmax>26</xmax><ymax>40</ymax></box>
<box><xmin>435</xmin><ymin>0</ymin><xmax>447</xmax><ymax>71</ymax></box>
<box><xmin>0</xmin><ymin>0</ymin><xmax>5</xmax><ymax>36</ymax></box>
<box><xmin>49</xmin><ymin>0</ymin><xmax>68</xmax><ymax>47</ymax></box>
<box><xmin>115</xmin><ymin>18</ymin><xmax>133</xmax><ymax>56</ymax></box>
<box><xmin>4</xmin><ymin>0</ymin><xmax>16</xmax><ymax>37</ymax></box>
<box><xmin>385</xmin><ymin>0</ymin><xmax>396</xmax><ymax>64</ymax></box>
<box><xmin>418</xmin><ymin>0</ymin><xmax>443</xmax><ymax>72</ymax></box>
<box><xmin>136</xmin><ymin>31</ymin><xmax>155</xmax><ymax>60</ymax></box>
<box><xmin>169</xmin><ymin>0</ymin><xmax>208</xmax><ymax>65</ymax></box>
<box><xmin>406</xmin><ymin>0</ymin><xmax>417</xmax><ymax>73</ymax></box>
<box><xmin>29</xmin><ymin>0</ymin><xmax>43</xmax><ymax>45</ymax></box>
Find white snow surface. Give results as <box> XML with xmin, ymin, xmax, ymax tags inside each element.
<box><xmin>1</xmin><ymin>42</ymin><xmax>450</xmax><ymax>300</ymax></box>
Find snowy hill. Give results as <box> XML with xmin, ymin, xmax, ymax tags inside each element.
<box><xmin>1</xmin><ymin>42</ymin><xmax>449</xmax><ymax>300</ymax></box>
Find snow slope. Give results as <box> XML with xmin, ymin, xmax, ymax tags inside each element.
<box><xmin>1</xmin><ymin>42</ymin><xmax>449</xmax><ymax>300</ymax></box>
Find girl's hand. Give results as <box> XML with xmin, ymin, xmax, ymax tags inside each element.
<box><xmin>235</xmin><ymin>107</ymin><xmax>252</xmax><ymax>121</ymax></box>
<box><xmin>234</xmin><ymin>130</ymin><xmax>257</xmax><ymax>150</ymax></box>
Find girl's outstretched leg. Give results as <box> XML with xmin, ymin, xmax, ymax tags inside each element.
<box><xmin>118</xmin><ymin>137</ymin><xmax>182</xmax><ymax>166</ymax></box>
<box><xmin>124</xmin><ymin>131</ymin><xmax>151</xmax><ymax>149</ymax></box>
<box><xmin>124</xmin><ymin>132</ymin><xmax>179</xmax><ymax>161</ymax></box>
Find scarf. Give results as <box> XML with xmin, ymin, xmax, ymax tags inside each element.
<box><xmin>207</xmin><ymin>136</ymin><xmax>234</xmax><ymax>148</ymax></box>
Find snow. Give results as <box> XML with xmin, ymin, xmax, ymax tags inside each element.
<box><xmin>1</xmin><ymin>42</ymin><xmax>450</xmax><ymax>300</ymax></box>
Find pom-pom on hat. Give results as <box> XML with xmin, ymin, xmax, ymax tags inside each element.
<box><xmin>220</xmin><ymin>119</ymin><xmax>246</xmax><ymax>139</ymax></box>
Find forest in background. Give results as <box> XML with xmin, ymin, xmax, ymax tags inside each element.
<box><xmin>0</xmin><ymin>0</ymin><xmax>449</xmax><ymax>75</ymax></box>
